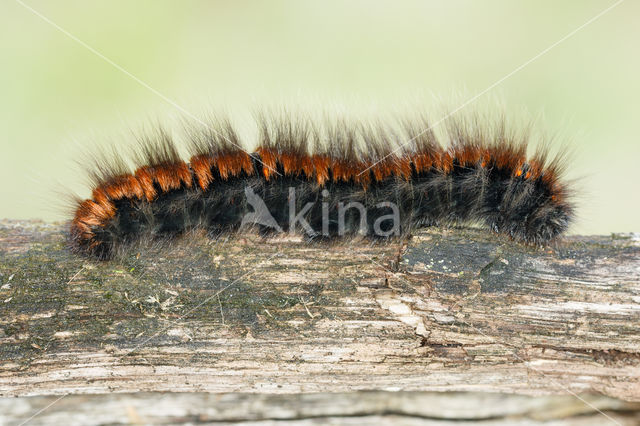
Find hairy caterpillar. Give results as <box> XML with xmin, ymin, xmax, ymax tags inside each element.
<box><xmin>70</xmin><ymin>112</ymin><xmax>574</xmax><ymax>259</ymax></box>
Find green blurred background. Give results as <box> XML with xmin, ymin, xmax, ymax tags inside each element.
<box><xmin>1</xmin><ymin>0</ymin><xmax>638</xmax><ymax>235</ymax></box>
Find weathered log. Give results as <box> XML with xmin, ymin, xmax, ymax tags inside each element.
<box><xmin>2</xmin><ymin>391</ymin><xmax>640</xmax><ymax>425</ymax></box>
<box><xmin>0</xmin><ymin>220</ymin><xmax>639</xmax><ymax>419</ymax></box>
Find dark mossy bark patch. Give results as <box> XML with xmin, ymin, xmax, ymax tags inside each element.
<box><xmin>1</xmin><ymin>221</ymin><xmax>393</xmax><ymax>369</ymax></box>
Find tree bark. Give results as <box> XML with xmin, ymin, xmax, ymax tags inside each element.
<box><xmin>1</xmin><ymin>220</ymin><xmax>639</xmax><ymax>420</ymax></box>
<box><xmin>2</xmin><ymin>391</ymin><xmax>640</xmax><ymax>425</ymax></box>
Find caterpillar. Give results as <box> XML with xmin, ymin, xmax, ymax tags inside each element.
<box><xmin>70</xmin><ymin>112</ymin><xmax>574</xmax><ymax>259</ymax></box>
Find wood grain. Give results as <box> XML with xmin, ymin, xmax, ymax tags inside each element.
<box><xmin>3</xmin><ymin>391</ymin><xmax>640</xmax><ymax>425</ymax></box>
<box><xmin>1</xmin><ymin>220</ymin><xmax>639</xmax><ymax>407</ymax></box>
